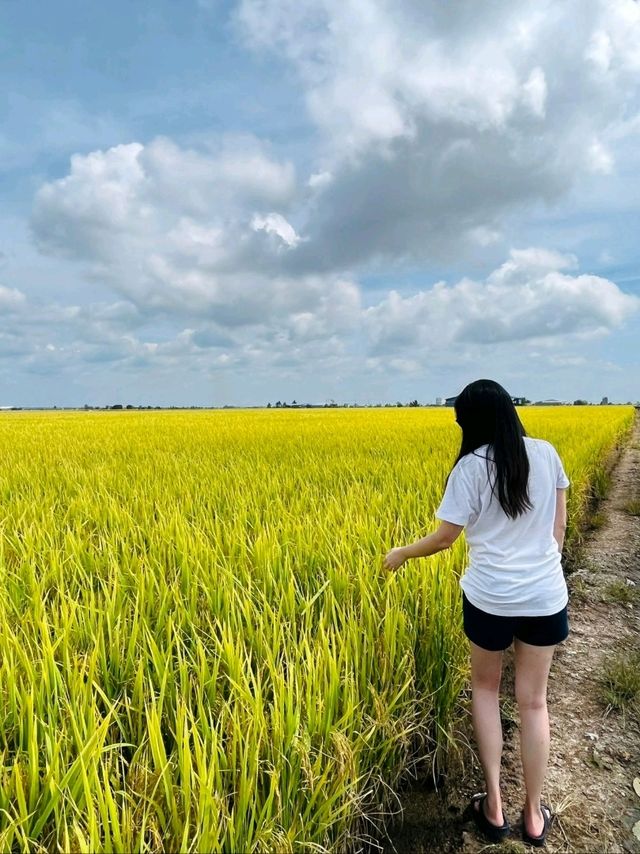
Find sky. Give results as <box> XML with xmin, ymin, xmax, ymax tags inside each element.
<box><xmin>1</xmin><ymin>0</ymin><xmax>639</xmax><ymax>407</ymax></box>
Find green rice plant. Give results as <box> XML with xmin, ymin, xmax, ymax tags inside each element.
<box><xmin>624</xmin><ymin>499</ymin><xmax>640</xmax><ymax>516</ymax></box>
<box><xmin>587</xmin><ymin>511</ymin><xmax>607</xmax><ymax>531</ymax></box>
<box><xmin>598</xmin><ymin>649</ymin><xmax>640</xmax><ymax>713</ymax></box>
<box><xmin>0</xmin><ymin>404</ymin><xmax>633</xmax><ymax>851</ymax></box>
<box><xmin>602</xmin><ymin>580</ymin><xmax>639</xmax><ymax>605</ymax></box>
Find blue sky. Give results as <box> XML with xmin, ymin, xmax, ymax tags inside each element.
<box><xmin>1</xmin><ymin>0</ymin><xmax>639</xmax><ymax>406</ymax></box>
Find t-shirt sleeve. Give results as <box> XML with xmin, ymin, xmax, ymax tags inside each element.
<box><xmin>551</xmin><ymin>445</ymin><xmax>570</xmax><ymax>488</ymax></box>
<box><xmin>435</xmin><ymin>461</ymin><xmax>478</xmax><ymax>527</ymax></box>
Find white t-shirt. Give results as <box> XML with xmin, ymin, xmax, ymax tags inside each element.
<box><xmin>435</xmin><ymin>436</ymin><xmax>570</xmax><ymax>617</ymax></box>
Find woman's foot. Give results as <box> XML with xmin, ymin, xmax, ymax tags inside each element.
<box><xmin>470</xmin><ymin>793</ymin><xmax>510</xmax><ymax>842</ymax></box>
<box><xmin>522</xmin><ymin>803</ymin><xmax>553</xmax><ymax>847</ymax></box>
<box><xmin>474</xmin><ymin>793</ymin><xmax>505</xmax><ymax>828</ymax></box>
<box><xmin>523</xmin><ymin>804</ymin><xmax>544</xmax><ymax>837</ymax></box>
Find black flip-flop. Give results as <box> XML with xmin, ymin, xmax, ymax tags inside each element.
<box><xmin>522</xmin><ymin>803</ymin><xmax>553</xmax><ymax>847</ymax></box>
<box><xmin>470</xmin><ymin>792</ymin><xmax>510</xmax><ymax>842</ymax></box>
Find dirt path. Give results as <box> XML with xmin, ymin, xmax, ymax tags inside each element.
<box><xmin>382</xmin><ymin>412</ymin><xmax>640</xmax><ymax>854</ymax></box>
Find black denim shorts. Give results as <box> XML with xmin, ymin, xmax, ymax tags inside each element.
<box><xmin>462</xmin><ymin>592</ymin><xmax>569</xmax><ymax>652</ymax></box>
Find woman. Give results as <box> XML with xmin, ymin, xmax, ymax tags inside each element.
<box><xmin>383</xmin><ymin>378</ymin><xmax>569</xmax><ymax>848</ymax></box>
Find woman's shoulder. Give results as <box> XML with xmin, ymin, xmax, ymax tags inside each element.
<box><xmin>524</xmin><ymin>436</ymin><xmax>555</xmax><ymax>452</ymax></box>
<box><xmin>524</xmin><ymin>437</ymin><xmax>563</xmax><ymax>468</ymax></box>
<box><xmin>458</xmin><ymin>446</ymin><xmax>492</xmax><ymax>470</ymax></box>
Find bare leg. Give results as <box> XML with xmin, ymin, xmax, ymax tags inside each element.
<box><xmin>469</xmin><ymin>641</ymin><xmax>505</xmax><ymax>825</ymax></box>
<box><xmin>514</xmin><ymin>639</ymin><xmax>556</xmax><ymax>837</ymax></box>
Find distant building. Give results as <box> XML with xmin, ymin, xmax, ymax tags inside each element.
<box><xmin>534</xmin><ymin>399</ymin><xmax>564</xmax><ymax>406</ymax></box>
<box><xmin>444</xmin><ymin>394</ymin><xmax>528</xmax><ymax>406</ymax></box>
<box><xmin>435</xmin><ymin>397</ymin><xmax>444</xmax><ymax>406</ymax></box>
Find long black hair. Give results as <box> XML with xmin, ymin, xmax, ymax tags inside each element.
<box><xmin>449</xmin><ymin>378</ymin><xmax>533</xmax><ymax>519</ymax></box>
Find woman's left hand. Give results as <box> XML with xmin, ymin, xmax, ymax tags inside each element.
<box><xmin>383</xmin><ymin>546</ymin><xmax>408</xmax><ymax>572</ymax></box>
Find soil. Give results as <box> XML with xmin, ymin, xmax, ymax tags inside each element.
<box><xmin>380</xmin><ymin>412</ymin><xmax>640</xmax><ymax>854</ymax></box>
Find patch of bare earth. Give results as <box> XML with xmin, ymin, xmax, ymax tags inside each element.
<box><xmin>380</xmin><ymin>413</ymin><xmax>640</xmax><ymax>854</ymax></box>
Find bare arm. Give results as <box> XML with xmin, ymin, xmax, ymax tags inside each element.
<box><xmin>553</xmin><ymin>488</ymin><xmax>567</xmax><ymax>552</ymax></box>
<box><xmin>383</xmin><ymin>520</ymin><xmax>465</xmax><ymax>571</ymax></box>
<box><xmin>399</xmin><ymin>521</ymin><xmax>464</xmax><ymax>559</ymax></box>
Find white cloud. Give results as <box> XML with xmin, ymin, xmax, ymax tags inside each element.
<box><xmin>138</xmin><ymin>135</ymin><xmax>296</xmax><ymax>211</ymax></box>
<box><xmin>24</xmin><ymin>130</ymin><xmax>638</xmax><ymax>386</ymax></box>
<box><xmin>0</xmin><ymin>241</ymin><xmax>636</xmax><ymax>404</ymax></box>
<box><xmin>588</xmin><ymin>139</ymin><xmax>614</xmax><ymax>175</ymax></box>
<box><xmin>521</xmin><ymin>67</ymin><xmax>547</xmax><ymax>118</ymax></box>
<box><xmin>467</xmin><ymin>226</ymin><xmax>502</xmax><ymax>247</ymax></box>
<box><xmin>251</xmin><ymin>212</ymin><xmax>302</xmax><ymax>247</ymax></box>
<box><xmin>32</xmin><ymin>135</ymin><xmax>297</xmax><ymax>262</ymax></box>
<box><xmin>0</xmin><ymin>284</ymin><xmax>28</xmax><ymax>310</ymax></box>
<box><xmin>232</xmin><ymin>0</ymin><xmax>640</xmax><ymax>270</ymax></box>
<box><xmin>30</xmin><ymin>137</ymin><xmax>330</xmax><ymax>326</ymax></box>
<box><xmin>488</xmin><ymin>248</ymin><xmax>578</xmax><ymax>284</ymax></box>
<box><xmin>30</xmin><ymin>2</ymin><xmax>640</xmax><ymax>295</ymax></box>
<box><xmin>11</xmin><ymin>0</ymin><xmax>640</xmax><ymax>403</ymax></box>
<box><xmin>585</xmin><ymin>30</ymin><xmax>613</xmax><ymax>72</ymax></box>
<box><xmin>235</xmin><ymin>0</ymin><xmax>640</xmax><ymax>151</ymax></box>
<box><xmin>363</xmin><ymin>248</ymin><xmax>639</xmax><ymax>355</ymax></box>
<box><xmin>307</xmin><ymin>171</ymin><xmax>333</xmax><ymax>189</ymax></box>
